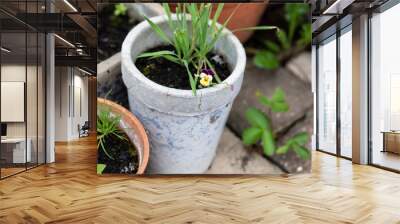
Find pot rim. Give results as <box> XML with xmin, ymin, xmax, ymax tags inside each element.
<box><xmin>97</xmin><ymin>98</ymin><xmax>150</xmax><ymax>174</ymax></box>
<box><xmin>122</xmin><ymin>15</ymin><xmax>246</xmax><ymax>99</ymax></box>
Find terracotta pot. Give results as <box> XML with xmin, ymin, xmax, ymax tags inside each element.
<box><xmin>169</xmin><ymin>3</ymin><xmax>268</xmax><ymax>43</ymax></box>
<box><xmin>97</xmin><ymin>98</ymin><xmax>150</xmax><ymax>174</ymax></box>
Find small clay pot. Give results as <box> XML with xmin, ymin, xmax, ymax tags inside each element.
<box><xmin>169</xmin><ymin>3</ymin><xmax>268</xmax><ymax>43</ymax></box>
<box><xmin>97</xmin><ymin>98</ymin><xmax>150</xmax><ymax>174</ymax></box>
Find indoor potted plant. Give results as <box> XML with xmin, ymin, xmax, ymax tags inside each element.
<box><xmin>97</xmin><ymin>98</ymin><xmax>150</xmax><ymax>174</ymax></box>
<box><xmin>121</xmin><ymin>3</ymin><xmax>275</xmax><ymax>173</ymax></box>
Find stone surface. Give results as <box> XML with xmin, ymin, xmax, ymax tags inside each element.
<box><xmin>227</xmin><ymin>63</ymin><xmax>313</xmax><ymax>137</ymax></box>
<box><xmin>97</xmin><ymin>72</ymin><xmax>130</xmax><ymax>110</ymax></box>
<box><xmin>97</xmin><ymin>53</ymin><xmax>130</xmax><ymax>109</ymax></box>
<box><xmin>207</xmin><ymin>128</ymin><xmax>283</xmax><ymax>174</ymax></box>
<box><xmin>227</xmin><ymin>62</ymin><xmax>313</xmax><ymax>173</ymax></box>
<box><xmin>286</xmin><ymin>52</ymin><xmax>312</xmax><ymax>84</ymax></box>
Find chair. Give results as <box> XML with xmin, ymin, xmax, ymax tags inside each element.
<box><xmin>78</xmin><ymin>121</ymin><xmax>90</xmax><ymax>138</ymax></box>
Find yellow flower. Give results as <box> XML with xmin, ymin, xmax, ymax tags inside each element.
<box><xmin>199</xmin><ymin>72</ymin><xmax>213</xmax><ymax>87</ymax></box>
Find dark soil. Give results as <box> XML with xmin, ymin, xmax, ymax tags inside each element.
<box><xmin>245</xmin><ymin>5</ymin><xmax>288</xmax><ymax>49</ymax></box>
<box><xmin>135</xmin><ymin>45</ymin><xmax>231</xmax><ymax>90</ymax></box>
<box><xmin>98</xmin><ymin>4</ymin><xmax>137</xmax><ymax>62</ymax></box>
<box><xmin>97</xmin><ymin>132</ymin><xmax>139</xmax><ymax>174</ymax></box>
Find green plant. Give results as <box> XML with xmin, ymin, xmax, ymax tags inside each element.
<box><xmin>97</xmin><ymin>107</ymin><xmax>127</xmax><ymax>160</ymax></box>
<box><xmin>257</xmin><ymin>87</ymin><xmax>289</xmax><ymax>112</ymax></box>
<box><xmin>253</xmin><ymin>3</ymin><xmax>311</xmax><ymax>70</ymax></box>
<box><xmin>110</xmin><ymin>3</ymin><xmax>128</xmax><ymax>27</ymax></box>
<box><xmin>276</xmin><ymin>132</ymin><xmax>310</xmax><ymax>160</ymax></box>
<box><xmin>138</xmin><ymin>3</ymin><xmax>277</xmax><ymax>95</ymax></box>
<box><xmin>114</xmin><ymin>3</ymin><xmax>127</xmax><ymax>17</ymax></box>
<box><xmin>242</xmin><ymin>88</ymin><xmax>310</xmax><ymax>160</ymax></box>
<box><xmin>97</xmin><ymin>164</ymin><xmax>106</xmax><ymax>175</ymax></box>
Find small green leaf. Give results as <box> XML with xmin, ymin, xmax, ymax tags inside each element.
<box><xmin>276</xmin><ymin>30</ymin><xmax>290</xmax><ymax>50</ymax></box>
<box><xmin>262</xmin><ymin>129</ymin><xmax>275</xmax><ymax>156</ymax></box>
<box><xmin>231</xmin><ymin>26</ymin><xmax>278</xmax><ymax>33</ymax></box>
<box><xmin>291</xmin><ymin>132</ymin><xmax>309</xmax><ymax>145</ymax></box>
<box><xmin>114</xmin><ymin>3</ymin><xmax>127</xmax><ymax>17</ymax></box>
<box><xmin>245</xmin><ymin>107</ymin><xmax>270</xmax><ymax>130</ymax></box>
<box><xmin>97</xmin><ymin>164</ymin><xmax>106</xmax><ymax>175</ymax></box>
<box><xmin>242</xmin><ymin>127</ymin><xmax>263</xmax><ymax>146</ymax></box>
<box><xmin>297</xmin><ymin>23</ymin><xmax>312</xmax><ymax>47</ymax></box>
<box><xmin>211</xmin><ymin>3</ymin><xmax>224</xmax><ymax>31</ymax></box>
<box><xmin>158</xmin><ymin>55</ymin><xmax>181</xmax><ymax>64</ymax></box>
<box><xmin>259</xmin><ymin>95</ymin><xmax>272</xmax><ymax>108</ymax></box>
<box><xmin>258</xmin><ymin>88</ymin><xmax>289</xmax><ymax>112</ymax></box>
<box><xmin>143</xmin><ymin>15</ymin><xmax>171</xmax><ymax>45</ymax></box>
<box><xmin>162</xmin><ymin>3</ymin><xmax>174</xmax><ymax>31</ymax></box>
<box><xmin>183</xmin><ymin>60</ymin><xmax>197</xmax><ymax>95</ymax></box>
<box><xmin>272</xmin><ymin>87</ymin><xmax>285</xmax><ymax>102</ymax></box>
<box><xmin>137</xmin><ymin>50</ymin><xmax>177</xmax><ymax>59</ymax></box>
<box><xmin>270</xmin><ymin>88</ymin><xmax>289</xmax><ymax>112</ymax></box>
<box><xmin>276</xmin><ymin>144</ymin><xmax>290</xmax><ymax>154</ymax></box>
<box><xmin>264</xmin><ymin>40</ymin><xmax>281</xmax><ymax>53</ymax></box>
<box><xmin>292</xmin><ymin>143</ymin><xmax>311</xmax><ymax>160</ymax></box>
<box><xmin>284</xmin><ymin>3</ymin><xmax>308</xmax><ymax>43</ymax></box>
<box><xmin>284</xmin><ymin>3</ymin><xmax>309</xmax><ymax>22</ymax></box>
<box><xmin>271</xmin><ymin>102</ymin><xmax>289</xmax><ymax>112</ymax></box>
<box><xmin>253</xmin><ymin>50</ymin><xmax>279</xmax><ymax>70</ymax></box>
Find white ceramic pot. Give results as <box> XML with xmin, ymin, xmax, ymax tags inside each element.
<box><xmin>121</xmin><ymin>15</ymin><xmax>246</xmax><ymax>174</ymax></box>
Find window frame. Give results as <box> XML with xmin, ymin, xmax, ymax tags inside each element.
<box><xmin>367</xmin><ymin>0</ymin><xmax>400</xmax><ymax>173</ymax></box>
<box><xmin>315</xmin><ymin>18</ymin><xmax>353</xmax><ymax>160</ymax></box>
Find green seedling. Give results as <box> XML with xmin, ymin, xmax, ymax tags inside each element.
<box><xmin>242</xmin><ymin>87</ymin><xmax>310</xmax><ymax>160</ymax></box>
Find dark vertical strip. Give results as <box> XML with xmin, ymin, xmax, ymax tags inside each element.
<box><xmin>72</xmin><ymin>68</ymin><xmax>75</xmax><ymax>117</ymax></box>
<box><xmin>44</xmin><ymin>35</ymin><xmax>47</xmax><ymax>164</ymax></box>
<box><xmin>68</xmin><ymin>86</ymin><xmax>71</xmax><ymax>117</ymax></box>
<box><xmin>367</xmin><ymin>11</ymin><xmax>373</xmax><ymax>165</ymax></box>
<box><xmin>336</xmin><ymin>26</ymin><xmax>341</xmax><ymax>157</ymax></box>
<box><xmin>25</xmin><ymin>0</ymin><xmax>28</xmax><ymax>171</ymax></box>
<box><xmin>315</xmin><ymin>44</ymin><xmax>319</xmax><ymax>151</ymax></box>
<box><xmin>60</xmin><ymin>68</ymin><xmax>62</xmax><ymax>117</ymax></box>
<box><xmin>44</xmin><ymin>0</ymin><xmax>48</xmax><ymax>165</ymax></box>
<box><xmin>36</xmin><ymin>0</ymin><xmax>39</xmax><ymax>167</ymax></box>
<box><xmin>69</xmin><ymin>69</ymin><xmax>71</xmax><ymax>118</ymax></box>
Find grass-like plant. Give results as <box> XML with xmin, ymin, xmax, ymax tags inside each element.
<box><xmin>97</xmin><ymin>107</ymin><xmax>127</xmax><ymax>160</ymax></box>
<box><xmin>137</xmin><ymin>3</ymin><xmax>277</xmax><ymax>95</ymax></box>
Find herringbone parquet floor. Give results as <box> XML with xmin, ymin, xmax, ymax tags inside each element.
<box><xmin>1</xmin><ymin>136</ymin><xmax>400</xmax><ymax>223</ymax></box>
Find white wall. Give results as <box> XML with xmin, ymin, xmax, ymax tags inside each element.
<box><xmin>1</xmin><ymin>65</ymin><xmax>35</xmax><ymax>138</ymax></box>
<box><xmin>71</xmin><ymin>72</ymin><xmax>89</xmax><ymax>138</ymax></box>
<box><xmin>54</xmin><ymin>67</ymin><xmax>89</xmax><ymax>141</ymax></box>
<box><xmin>55</xmin><ymin>66</ymin><xmax>69</xmax><ymax>141</ymax></box>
